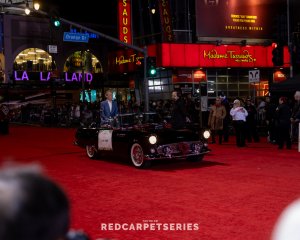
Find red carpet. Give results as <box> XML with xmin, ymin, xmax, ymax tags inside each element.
<box><xmin>1</xmin><ymin>124</ymin><xmax>300</xmax><ymax>240</ymax></box>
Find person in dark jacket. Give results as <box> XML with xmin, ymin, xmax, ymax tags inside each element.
<box><xmin>100</xmin><ymin>89</ymin><xmax>119</xmax><ymax>127</ymax></box>
<box><xmin>265</xmin><ymin>96</ymin><xmax>277</xmax><ymax>143</ymax></box>
<box><xmin>219</xmin><ymin>94</ymin><xmax>231</xmax><ymax>142</ymax></box>
<box><xmin>244</xmin><ymin>98</ymin><xmax>260</xmax><ymax>143</ymax></box>
<box><xmin>0</xmin><ymin>104</ymin><xmax>10</xmax><ymax>135</ymax></box>
<box><xmin>170</xmin><ymin>90</ymin><xmax>190</xmax><ymax>129</ymax></box>
<box><xmin>276</xmin><ymin>97</ymin><xmax>292</xmax><ymax>149</ymax></box>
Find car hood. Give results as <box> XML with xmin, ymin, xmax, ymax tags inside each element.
<box><xmin>137</xmin><ymin>124</ymin><xmax>200</xmax><ymax>143</ymax></box>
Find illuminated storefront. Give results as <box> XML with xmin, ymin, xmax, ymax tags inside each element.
<box><xmin>109</xmin><ymin>43</ymin><xmax>290</xmax><ymax>103</ymax></box>
<box><xmin>0</xmin><ymin>13</ymin><xmax>116</xmax><ymax>104</ymax></box>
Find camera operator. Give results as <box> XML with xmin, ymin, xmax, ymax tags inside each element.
<box><xmin>0</xmin><ymin>164</ymin><xmax>90</xmax><ymax>240</ymax></box>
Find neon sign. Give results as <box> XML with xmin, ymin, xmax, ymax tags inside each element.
<box><xmin>203</xmin><ymin>49</ymin><xmax>256</xmax><ymax>63</ymax></box>
<box><xmin>159</xmin><ymin>0</ymin><xmax>174</xmax><ymax>42</ymax></box>
<box><xmin>14</xmin><ymin>71</ymin><xmax>51</xmax><ymax>81</ymax></box>
<box><xmin>13</xmin><ymin>71</ymin><xmax>93</xmax><ymax>82</ymax></box>
<box><xmin>65</xmin><ymin>72</ymin><xmax>92</xmax><ymax>82</ymax></box>
<box><xmin>115</xmin><ymin>54</ymin><xmax>143</xmax><ymax>65</ymax></box>
<box><xmin>118</xmin><ymin>0</ymin><xmax>132</xmax><ymax>44</ymax></box>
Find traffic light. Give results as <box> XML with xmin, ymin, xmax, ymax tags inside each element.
<box><xmin>272</xmin><ymin>43</ymin><xmax>284</xmax><ymax>66</ymax></box>
<box><xmin>52</xmin><ymin>17</ymin><xmax>61</xmax><ymax>28</ymax></box>
<box><xmin>146</xmin><ymin>57</ymin><xmax>157</xmax><ymax>77</ymax></box>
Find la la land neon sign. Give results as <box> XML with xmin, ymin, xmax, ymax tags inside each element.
<box><xmin>14</xmin><ymin>71</ymin><xmax>93</xmax><ymax>82</ymax></box>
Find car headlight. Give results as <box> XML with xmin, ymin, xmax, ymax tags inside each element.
<box><xmin>149</xmin><ymin>135</ymin><xmax>157</xmax><ymax>144</ymax></box>
<box><xmin>203</xmin><ymin>130</ymin><xmax>210</xmax><ymax>139</ymax></box>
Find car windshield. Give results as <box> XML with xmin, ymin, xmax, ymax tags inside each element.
<box><xmin>118</xmin><ymin>112</ymin><xmax>161</xmax><ymax>127</ymax></box>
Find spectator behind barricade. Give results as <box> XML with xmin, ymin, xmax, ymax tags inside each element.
<box><xmin>100</xmin><ymin>89</ymin><xmax>119</xmax><ymax>127</ymax></box>
<box><xmin>244</xmin><ymin>98</ymin><xmax>260</xmax><ymax>143</ymax></box>
<box><xmin>81</xmin><ymin>104</ymin><xmax>94</xmax><ymax>127</ymax></box>
<box><xmin>265</xmin><ymin>96</ymin><xmax>277</xmax><ymax>144</ymax></box>
<box><xmin>74</xmin><ymin>104</ymin><xmax>81</xmax><ymax>120</ymax></box>
<box><xmin>272</xmin><ymin>198</ymin><xmax>300</xmax><ymax>240</ymax></box>
<box><xmin>256</xmin><ymin>97</ymin><xmax>266</xmax><ymax>126</ymax></box>
<box><xmin>0</xmin><ymin>104</ymin><xmax>10</xmax><ymax>135</ymax></box>
<box><xmin>230</xmin><ymin>99</ymin><xmax>248</xmax><ymax>147</ymax></box>
<box><xmin>0</xmin><ymin>163</ymin><xmax>89</xmax><ymax>240</ymax></box>
<box><xmin>219</xmin><ymin>93</ymin><xmax>231</xmax><ymax>142</ymax></box>
<box><xmin>290</xmin><ymin>91</ymin><xmax>300</xmax><ymax>142</ymax></box>
<box><xmin>185</xmin><ymin>93</ymin><xmax>198</xmax><ymax>123</ymax></box>
<box><xmin>208</xmin><ymin>97</ymin><xmax>226</xmax><ymax>144</ymax></box>
<box><xmin>170</xmin><ymin>90</ymin><xmax>190</xmax><ymax>129</ymax></box>
<box><xmin>275</xmin><ymin>97</ymin><xmax>291</xmax><ymax>150</ymax></box>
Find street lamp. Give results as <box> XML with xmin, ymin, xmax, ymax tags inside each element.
<box><xmin>151</xmin><ymin>7</ymin><xmax>155</xmax><ymax>14</ymax></box>
<box><xmin>33</xmin><ymin>1</ymin><xmax>39</xmax><ymax>10</ymax></box>
<box><xmin>0</xmin><ymin>0</ymin><xmax>41</xmax><ymax>15</ymax></box>
<box><xmin>24</xmin><ymin>1</ymin><xmax>30</xmax><ymax>15</ymax></box>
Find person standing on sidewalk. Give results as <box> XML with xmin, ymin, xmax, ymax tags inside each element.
<box><xmin>208</xmin><ymin>97</ymin><xmax>226</xmax><ymax>144</ymax></box>
<box><xmin>170</xmin><ymin>90</ymin><xmax>190</xmax><ymax>129</ymax></box>
<box><xmin>230</xmin><ymin>99</ymin><xmax>248</xmax><ymax>147</ymax></box>
<box><xmin>276</xmin><ymin>97</ymin><xmax>292</xmax><ymax>149</ymax></box>
<box><xmin>0</xmin><ymin>104</ymin><xmax>10</xmax><ymax>135</ymax></box>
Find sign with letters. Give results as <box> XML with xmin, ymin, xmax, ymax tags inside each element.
<box><xmin>98</xmin><ymin>130</ymin><xmax>113</xmax><ymax>151</ymax></box>
<box><xmin>63</xmin><ymin>32</ymin><xmax>89</xmax><ymax>43</ymax></box>
<box><xmin>249</xmin><ymin>69</ymin><xmax>260</xmax><ymax>83</ymax></box>
<box><xmin>47</xmin><ymin>45</ymin><xmax>57</xmax><ymax>53</ymax></box>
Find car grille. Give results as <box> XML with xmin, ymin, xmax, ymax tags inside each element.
<box><xmin>156</xmin><ymin>141</ymin><xmax>203</xmax><ymax>158</ymax></box>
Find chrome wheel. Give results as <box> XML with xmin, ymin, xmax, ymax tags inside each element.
<box><xmin>86</xmin><ymin>145</ymin><xmax>97</xmax><ymax>159</ymax></box>
<box><xmin>130</xmin><ymin>143</ymin><xmax>145</xmax><ymax>168</ymax></box>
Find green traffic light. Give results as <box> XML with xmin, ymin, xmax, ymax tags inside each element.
<box><xmin>53</xmin><ymin>19</ymin><xmax>61</xmax><ymax>27</ymax></box>
<box><xmin>150</xmin><ymin>68</ymin><xmax>156</xmax><ymax>76</ymax></box>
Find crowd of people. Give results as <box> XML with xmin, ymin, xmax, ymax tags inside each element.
<box><xmin>207</xmin><ymin>91</ymin><xmax>300</xmax><ymax>149</ymax></box>
<box><xmin>1</xmin><ymin>90</ymin><xmax>300</xmax><ymax>150</ymax></box>
<box><xmin>0</xmin><ymin>91</ymin><xmax>300</xmax><ymax>239</ymax></box>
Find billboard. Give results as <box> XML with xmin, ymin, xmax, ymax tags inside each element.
<box><xmin>196</xmin><ymin>0</ymin><xmax>285</xmax><ymax>39</ymax></box>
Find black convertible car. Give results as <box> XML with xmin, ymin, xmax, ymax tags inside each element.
<box><xmin>74</xmin><ymin>113</ymin><xmax>211</xmax><ymax>168</ymax></box>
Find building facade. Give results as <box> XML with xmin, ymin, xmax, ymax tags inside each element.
<box><xmin>112</xmin><ymin>0</ymin><xmax>295</xmax><ymax>105</ymax></box>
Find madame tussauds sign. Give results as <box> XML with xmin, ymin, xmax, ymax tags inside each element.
<box><xmin>203</xmin><ymin>49</ymin><xmax>256</xmax><ymax>63</ymax></box>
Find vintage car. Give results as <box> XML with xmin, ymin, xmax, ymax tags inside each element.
<box><xmin>74</xmin><ymin>113</ymin><xmax>211</xmax><ymax>168</ymax></box>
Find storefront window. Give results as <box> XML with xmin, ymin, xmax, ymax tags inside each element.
<box><xmin>228</xmin><ymin>83</ymin><xmax>238</xmax><ymax>90</ymax></box>
<box><xmin>206</xmin><ymin>69</ymin><xmax>270</xmax><ymax>100</ymax></box>
<box><xmin>239</xmin><ymin>76</ymin><xmax>249</xmax><ymax>82</ymax></box>
<box><xmin>217</xmin><ymin>84</ymin><xmax>227</xmax><ymax>92</ymax></box>
<box><xmin>239</xmin><ymin>83</ymin><xmax>250</xmax><ymax>91</ymax></box>
<box><xmin>13</xmin><ymin>48</ymin><xmax>54</xmax><ymax>71</ymax></box>
<box><xmin>228</xmin><ymin>91</ymin><xmax>239</xmax><ymax>98</ymax></box>
<box><xmin>217</xmin><ymin>76</ymin><xmax>227</xmax><ymax>83</ymax></box>
<box><xmin>64</xmin><ymin>51</ymin><xmax>103</xmax><ymax>74</ymax></box>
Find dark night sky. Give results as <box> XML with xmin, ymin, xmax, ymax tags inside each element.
<box><xmin>42</xmin><ymin>0</ymin><xmax>118</xmax><ymax>26</ymax></box>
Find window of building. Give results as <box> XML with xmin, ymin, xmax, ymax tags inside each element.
<box><xmin>206</xmin><ymin>68</ymin><xmax>270</xmax><ymax>101</ymax></box>
<box><xmin>148</xmin><ymin>70</ymin><xmax>172</xmax><ymax>96</ymax></box>
<box><xmin>13</xmin><ymin>48</ymin><xmax>54</xmax><ymax>71</ymax></box>
<box><xmin>64</xmin><ymin>51</ymin><xmax>103</xmax><ymax>74</ymax></box>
